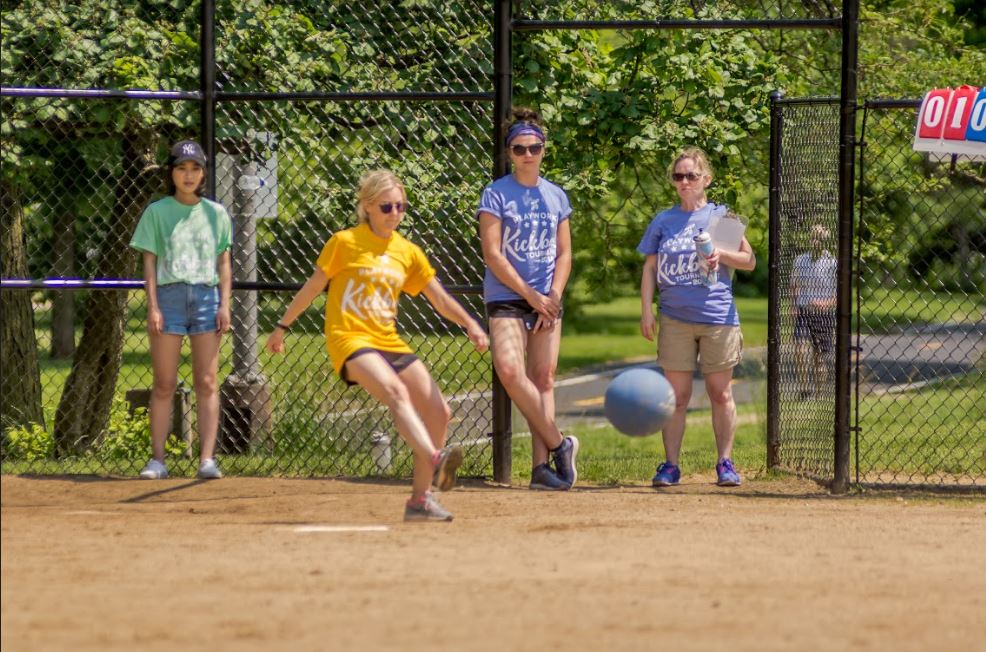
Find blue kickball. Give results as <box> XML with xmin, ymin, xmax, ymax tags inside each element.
<box><xmin>604</xmin><ymin>368</ymin><xmax>676</xmax><ymax>437</ymax></box>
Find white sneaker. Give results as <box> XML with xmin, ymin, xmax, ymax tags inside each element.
<box><xmin>139</xmin><ymin>459</ymin><xmax>169</xmax><ymax>479</ymax></box>
<box><xmin>196</xmin><ymin>458</ymin><xmax>223</xmax><ymax>480</ymax></box>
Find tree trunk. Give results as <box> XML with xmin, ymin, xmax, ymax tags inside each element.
<box><xmin>49</xmin><ymin>143</ymin><xmax>81</xmax><ymax>359</ymax></box>
<box><xmin>53</xmin><ymin>130</ymin><xmax>159</xmax><ymax>454</ymax></box>
<box><xmin>0</xmin><ymin>179</ymin><xmax>45</xmax><ymax>429</ymax></box>
<box><xmin>49</xmin><ymin>206</ymin><xmax>77</xmax><ymax>358</ymax></box>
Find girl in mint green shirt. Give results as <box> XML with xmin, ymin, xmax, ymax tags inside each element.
<box><xmin>129</xmin><ymin>140</ymin><xmax>232</xmax><ymax>481</ymax></box>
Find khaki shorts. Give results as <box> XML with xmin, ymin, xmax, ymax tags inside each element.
<box><xmin>658</xmin><ymin>315</ymin><xmax>743</xmax><ymax>374</ymax></box>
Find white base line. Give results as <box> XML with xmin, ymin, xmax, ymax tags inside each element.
<box><xmin>292</xmin><ymin>525</ymin><xmax>389</xmax><ymax>533</ymax></box>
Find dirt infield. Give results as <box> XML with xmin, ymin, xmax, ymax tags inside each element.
<box><xmin>2</xmin><ymin>474</ymin><xmax>983</xmax><ymax>652</ymax></box>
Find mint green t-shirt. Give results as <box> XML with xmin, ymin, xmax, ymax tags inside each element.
<box><xmin>130</xmin><ymin>196</ymin><xmax>232</xmax><ymax>286</ymax></box>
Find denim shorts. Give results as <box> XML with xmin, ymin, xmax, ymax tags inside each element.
<box><xmin>157</xmin><ymin>283</ymin><xmax>219</xmax><ymax>336</ymax></box>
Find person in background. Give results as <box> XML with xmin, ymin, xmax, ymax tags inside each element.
<box><xmin>130</xmin><ymin>140</ymin><xmax>232</xmax><ymax>480</ymax></box>
<box><xmin>791</xmin><ymin>223</ymin><xmax>837</xmax><ymax>399</ymax></box>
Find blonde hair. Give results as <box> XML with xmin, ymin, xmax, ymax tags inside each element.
<box><xmin>668</xmin><ymin>146</ymin><xmax>714</xmax><ymax>182</ymax></box>
<box><xmin>355</xmin><ymin>169</ymin><xmax>406</xmax><ymax>224</ymax></box>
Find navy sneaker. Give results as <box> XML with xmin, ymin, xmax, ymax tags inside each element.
<box><xmin>551</xmin><ymin>435</ymin><xmax>579</xmax><ymax>488</ymax></box>
<box><xmin>716</xmin><ymin>458</ymin><xmax>742</xmax><ymax>487</ymax></box>
<box><xmin>651</xmin><ymin>461</ymin><xmax>681</xmax><ymax>487</ymax></box>
<box><xmin>529</xmin><ymin>463</ymin><xmax>571</xmax><ymax>491</ymax></box>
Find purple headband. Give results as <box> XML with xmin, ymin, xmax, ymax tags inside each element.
<box><xmin>505</xmin><ymin>122</ymin><xmax>546</xmax><ymax>146</ymax></box>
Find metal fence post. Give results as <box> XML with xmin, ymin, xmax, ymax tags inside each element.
<box><xmin>767</xmin><ymin>91</ymin><xmax>784</xmax><ymax>470</ymax></box>
<box><xmin>833</xmin><ymin>0</ymin><xmax>860</xmax><ymax>494</ymax></box>
<box><xmin>490</xmin><ymin>0</ymin><xmax>513</xmax><ymax>484</ymax></box>
<box><xmin>200</xmin><ymin>0</ymin><xmax>216</xmax><ymax>199</ymax></box>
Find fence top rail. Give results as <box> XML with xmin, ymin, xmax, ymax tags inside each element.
<box><xmin>215</xmin><ymin>91</ymin><xmax>494</xmax><ymax>102</ymax></box>
<box><xmin>0</xmin><ymin>279</ymin><xmax>484</xmax><ymax>294</ymax></box>
<box><xmin>0</xmin><ymin>87</ymin><xmax>495</xmax><ymax>103</ymax></box>
<box><xmin>863</xmin><ymin>99</ymin><xmax>920</xmax><ymax>109</ymax></box>
<box><xmin>771</xmin><ymin>95</ymin><xmax>840</xmax><ymax>106</ymax></box>
<box><xmin>512</xmin><ymin>18</ymin><xmax>842</xmax><ymax>31</ymax></box>
<box><xmin>0</xmin><ymin>87</ymin><xmax>201</xmax><ymax>101</ymax></box>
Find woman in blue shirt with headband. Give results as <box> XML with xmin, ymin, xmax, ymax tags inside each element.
<box><xmin>477</xmin><ymin>107</ymin><xmax>578</xmax><ymax>491</ymax></box>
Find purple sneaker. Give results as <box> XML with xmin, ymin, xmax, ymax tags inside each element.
<box><xmin>716</xmin><ymin>458</ymin><xmax>742</xmax><ymax>486</ymax></box>
<box><xmin>651</xmin><ymin>461</ymin><xmax>681</xmax><ymax>487</ymax></box>
<box><xmin>529</xmin><ymin>463</ymin><xmax>571</xmax><ymax>491</ymax></box>
<box><xmin>551</xmin><ymin>435</ymin><xmax>579</xmax><ymax>488</ymax></box>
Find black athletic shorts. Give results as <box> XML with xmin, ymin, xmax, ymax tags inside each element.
<box><xmin>486</xmin><ymin>299</ymin><xmax>563</xmax><ymax>331</ymax></box>
<box><xmin>340</xmin><ymin>348</ymin><xmax>419</xmax><ymax>386</ymax></box>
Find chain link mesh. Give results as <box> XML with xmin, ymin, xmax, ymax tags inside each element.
<box><xmin>772</xmin><ymin>98</ymin><xmax>985</xmax><ymax>488</ymax></box>
<box><xmin>771</xmin><ymin>99</ymin><xmax>840</xmax><ymax>481</ymax></box>
<box><xmin>1</xmin><ymin>1</ymin><xmax>494</xmax><ymax>478</ymax></box>
<box><xmin>855</xmin><ymin>104</ymin><xmax>985</xmax><ymax>488</ymax></box>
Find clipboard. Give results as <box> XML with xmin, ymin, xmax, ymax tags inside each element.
<box><xmin>707</xmin><ymin>211</ymin><xmax>746</xmax><ymax>252</ymax></box>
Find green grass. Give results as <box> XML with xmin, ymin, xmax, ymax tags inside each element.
<box><xmin>854</xmin><ymin>373</ymin><xmax>986</xmax><ymax>480</ymax></box>
<box><xmin>855</xmin><ymin>287</ymin><xmax>983</xmax><ymax>333</ymax></box>
<box><xmin>559</xmin><ymin>295</ymin><xmax>767</xmax><ymax>373</ymax></box>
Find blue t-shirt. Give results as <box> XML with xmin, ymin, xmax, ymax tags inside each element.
<box><xmin>477</xmin><ymin>175</ymin><xmax>572</xmax><ymax>303</ymax></box>
<box><xmin>636</xmin><ymin>202</ymin><xmax>739</xmax><ymax>326</ymax></box>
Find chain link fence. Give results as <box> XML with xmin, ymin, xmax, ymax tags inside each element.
<box><xmin>768</xmin><ymin>97</ymin><xmax>841</xmax><ymax>481</ymax></box>
<box><xmin>854</xmin><ymin>102</ymin><xmax>985</xmax><ymax>488</ymax></box>
<box><xmin>1</xmin><ymin>0</ymin><xmax>495</xmax><ymax>478</ymax></box>
<box><xmin>769</xmin><ymin>96</ymin><xmax>985</xmax><ymax>489</ymax></box>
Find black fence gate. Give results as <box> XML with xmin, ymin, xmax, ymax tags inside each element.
<box><xmin>769</xmin><ymin>95</ymin><xmax>985</xmax><ymax>490</ymax></box>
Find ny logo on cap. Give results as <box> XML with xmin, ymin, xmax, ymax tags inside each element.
<box><xmin>182</xmin><ymin>144</ymin><xmax>196</xmax><ymax>155</ymax></box>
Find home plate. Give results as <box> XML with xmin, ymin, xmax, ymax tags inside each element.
<box><xmin>292</xmin><ymin>525</ymin><xmax>389</xmax><ymax>533</ymax></box>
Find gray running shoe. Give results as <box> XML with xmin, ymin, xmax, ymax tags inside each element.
<box><xmin>552</xmin><ymin>435</ymin><xmax>579</xmax><ymax>487</ymax></box>
<box><xmin>529</xmin><ymin>463</ymin><xmax>571</xmax><ymax>490</ymax></box>
<box><xmin>196</xmin><ymin>458</ymin><xmax>223</xmax><ymax>480</ymax></box>
<box><xmin>139</xmin><ymin>459</ymin><xmax>168</xmax><ymax>480</ymax></box>
<box><xmin>432</xmin><ymin>444</ymin><xmax>464</xmax><ymax>492</ymax></box>
<box><xmin>404</xmin><ymin>492</ymin><xmax>454</xmax><ymax>522</ymax></box>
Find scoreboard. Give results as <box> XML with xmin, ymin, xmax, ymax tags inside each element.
<box><xmin>912</xmin><ymin>85</ymin><xmax>986</xmax><ymax>160</ymax></box>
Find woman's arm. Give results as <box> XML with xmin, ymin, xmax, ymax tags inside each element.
<box><xmin>421</xmin><ymin>279</ymin><xmax>489</xmax><ymax>353</ymax></box>
<box><xmin>549</xmin><ymin>219</ymin><xmax>572</xmax><ymax>302</ymax></box>
<box><xmin>264</xmin><ymin>267</ymin><xmax>329</xmax><ymax>353</ymax></box>
<box><xmin>640</xmin><ymin>254</ymin><xmax>658</xmax><ymax>341</ymax></box>
<box><xmin>478</xmin><ymin>211</ymin><xmax>560</xmax><ymax>319</ymax></box>
<box><xmin>712</xmin><ymin>237</ymin><xmax>756</xmax><ymax>272</ymax></box>
<box><xmin>142</xmin><ymin>251</ymin><xmax>163</xmax><ymax>335</ymax></box>
<box><xmin>216</xmin><ymin>250</ymin><xmax>232</xmax><ymax>333</ymax></box>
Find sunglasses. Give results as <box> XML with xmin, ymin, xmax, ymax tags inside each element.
<box><xmin>671</xmin><ymin>172</ymin><xmax>705</xmax><ymax>182</ymax></box>
<box><xmin>379</xmin><ymin>202</ymin><xmax>408</xmax><ymax>214</ymax></box>
<box><xmin>510</xmin><ymin>143</ymin><xmax>544</xmax><ymax>156</ymax></box>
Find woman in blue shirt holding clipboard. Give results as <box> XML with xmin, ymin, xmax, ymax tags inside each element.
<box><xmin>638</xmin><ymin>147</ymin><xmax>757</xmax><ymax>488</ymax></box>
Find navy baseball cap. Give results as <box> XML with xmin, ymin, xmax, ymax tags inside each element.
<box><xmin>169</xmin><ymin>140</ymin><xmax>207</xmax><ymax>166</ymax></box>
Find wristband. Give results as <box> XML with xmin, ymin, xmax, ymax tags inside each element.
<box><xmin>276</xmin><ymin>322</ymin><xmax>292</xmax><ymax>331</ymax></box>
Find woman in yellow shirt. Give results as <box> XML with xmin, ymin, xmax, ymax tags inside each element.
<box><xmin>265</xmin><ymin>170</ymin><xmax>489</xmax><ymax>521</ymax></box>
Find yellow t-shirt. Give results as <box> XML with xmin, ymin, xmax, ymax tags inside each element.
<box><xmin>317</xmin><ymin>223</ymin><xmax>437</xmax><ymax>374</ymax></box>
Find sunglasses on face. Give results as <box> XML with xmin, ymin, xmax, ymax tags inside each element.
<box><xmin>379</xmin><ymin>202</ymin><xmax>408</xmax><ymax>214</ymax></box>
<box><xmin>510</xmin><ymin>143</ymin><xmax>544</xmax><ymax>156</ymax></box>
<box><xmin>671</xmin><ymin>172</ymin><xmax>704</xmax><ymax>183</ymax></box>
